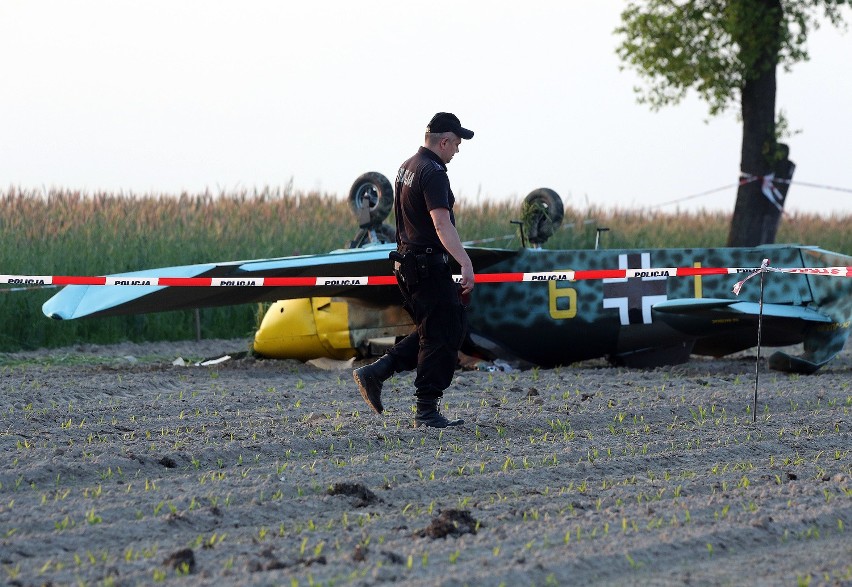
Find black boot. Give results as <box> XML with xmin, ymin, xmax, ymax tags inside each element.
<box><xmin>414</xmin><ymin>399</ymin><xmax>464</xmax><ymax>428</ymax></box>
<box><xmin>353</xmin><ymin>354</ymin><xmax>396</xmax><ymax>414</ymax></box>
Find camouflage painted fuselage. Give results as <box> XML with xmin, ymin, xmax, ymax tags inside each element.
<box><xmin>467</xmin><ymin>244</ymin><xmax>851</xmax><ymax>371</ymax></box>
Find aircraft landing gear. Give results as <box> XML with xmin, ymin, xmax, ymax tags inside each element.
<box><xmin>522</xmin><ymin>188</ymin><xmax>564</xmax><ymax>248</ymax></box>
<box><xmin>348</xmin><ymin>172</ymin><xmax>396</xmax><ymax>248</ymax></box>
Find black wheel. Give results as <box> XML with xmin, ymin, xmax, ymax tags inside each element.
<box><xmin>522</xmin><ymin>188</ymin><xmax>563</xmax><ymax>245</ymax></box>
<box><xmin>349</xmin><ymin>172</ymin><xmax>394</xmax><ymax>227</ymax></box>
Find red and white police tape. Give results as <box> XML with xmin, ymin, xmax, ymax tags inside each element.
<box><xmin>2</xmin><ymin>264</ymin><xmax>850</xmax><ymax>291</ymax></box>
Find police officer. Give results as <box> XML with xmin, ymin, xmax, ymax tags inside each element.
<box><xmin>353</xmin><ymin>112</ymin><xmax>475</xmax><ymax>427</ymax></box>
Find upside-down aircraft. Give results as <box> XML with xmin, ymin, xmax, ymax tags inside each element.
<box><xmin>41</xmin><ymin>173</ymin><xmax>851</xmax><ymax>374</ymax></box>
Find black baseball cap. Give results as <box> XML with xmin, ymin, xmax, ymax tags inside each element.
<box><xmin>427</xmin><ymin>112</ymin><xmax>474</xmax><ymax>140</ymax></box>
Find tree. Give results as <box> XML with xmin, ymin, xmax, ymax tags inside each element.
<box><xmin>615</xmin><ymin>0</ymin><xmax>850</xmax><ymax>245</ymax></box>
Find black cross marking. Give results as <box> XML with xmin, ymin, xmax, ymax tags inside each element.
<box><xmin>602</xmin><ymin>253</ymin><xmax>668</xmax><ymax>325</ymax></box>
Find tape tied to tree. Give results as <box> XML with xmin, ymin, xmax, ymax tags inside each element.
<box><xmin>739</xmin><ymin>173</ymin><xmax>786</xmax><ymax>212</ymax></box>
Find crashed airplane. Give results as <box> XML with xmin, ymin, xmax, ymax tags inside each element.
<box><xmin>42</xmin><ymin>173</ymin><xmax>851</xmax><ymax>374</ymax></box>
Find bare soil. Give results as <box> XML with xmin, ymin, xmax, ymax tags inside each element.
<box><xmin>0</xmin><ymin>339</ymin><xmax>850</xmax><ymax>586</ymax></box>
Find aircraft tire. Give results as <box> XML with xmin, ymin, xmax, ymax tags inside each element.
<box><xmin>349</xmin><ymin>172</ymin><xmax>394</xmax><ymax>226</ymax></box>
<box><xmin>523</xmin><ymin>188</ymin><xmax>564</xmax><ymax>245</ymax></box>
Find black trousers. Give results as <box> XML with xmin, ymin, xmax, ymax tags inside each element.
<box><xmin>386</xmin><ymin>260</ymin><xmax>467</xmax><ymax>400</ymax></box>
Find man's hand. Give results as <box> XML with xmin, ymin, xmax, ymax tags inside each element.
<box><xmin>459</xmin><ymin>262</ymin><xmax>475</xmax><ymax>295</ymax></box>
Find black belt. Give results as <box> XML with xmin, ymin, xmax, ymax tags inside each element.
<box><xmin>392</xmin><ymin>248</ymin><xmax>449</xmax><ymax>266</ymax></box>
<box><xmin>400</xmin><ymin>245</ymin><xmax>446</xmax><ymax>256</ymax></box>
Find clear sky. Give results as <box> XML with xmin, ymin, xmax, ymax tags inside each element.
<box><xmin>1</xmin><ymin>1</ymin><xmax>850</xmax><ymax>217</ymax></box>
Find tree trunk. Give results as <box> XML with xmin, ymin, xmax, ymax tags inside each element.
<box><xmin>726</xmin><ymin>0</ymin><xmax>787</xmax><ymax>247</ymax></box>
<box><xmin>727</xmin><ymin>145</ymin><xmax>795</xmax><ymax>246</ymax></box>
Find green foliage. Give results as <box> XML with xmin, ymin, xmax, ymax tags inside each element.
<box><xmin>0</xmin><ymin>188</ymin><xmax>847</xmax><ymax>351</ymax></box>
<box><xmin>615</xmin><ymin>0</ymin><xmax>852</xmax><ymax>116</ymax></box>
<box><xmin>617</xmin><ymin>1</ymin><xmax>742</xmax><ymax>114</ymax></box>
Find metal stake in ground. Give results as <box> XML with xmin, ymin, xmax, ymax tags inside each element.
<box><xmin>731</xmin><ymin>258</ymin><xmax>772</xmax><ymax>424</ymax></box>
<box><xmin>753</xmin><ymin>269</ymin><xmax>767</xmax><ymax>423</ymax></box>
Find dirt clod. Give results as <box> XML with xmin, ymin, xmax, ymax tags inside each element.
<box><xmin>419</xmin><ymin>509</ymin><xmax>479</xmax><ymax>539</ymax></box>
<box><xmin>328</xmin><ymin>482</ymin><xmax>380</xmax><ymax>507</ymax></box>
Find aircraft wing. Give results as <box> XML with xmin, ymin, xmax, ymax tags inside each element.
<box><xmin>42</xmin><ymin>244</ymin><xmax>516</xmax><ymax>320</ymax></box>
<box><xmin>653</xmin><ymin>298</ymin><xmax>834</xmax><ymax>324</ymax></box>
<box><xmin>653</xmin><ymin>296</ymin><xmax>848</xmax><ymax>374</ymax></box>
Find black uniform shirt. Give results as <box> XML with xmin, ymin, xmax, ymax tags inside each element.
<box><xmin>394</xmin><ymin>146</ymin><xmax>456</xmax><ymax>252</ymax></box>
